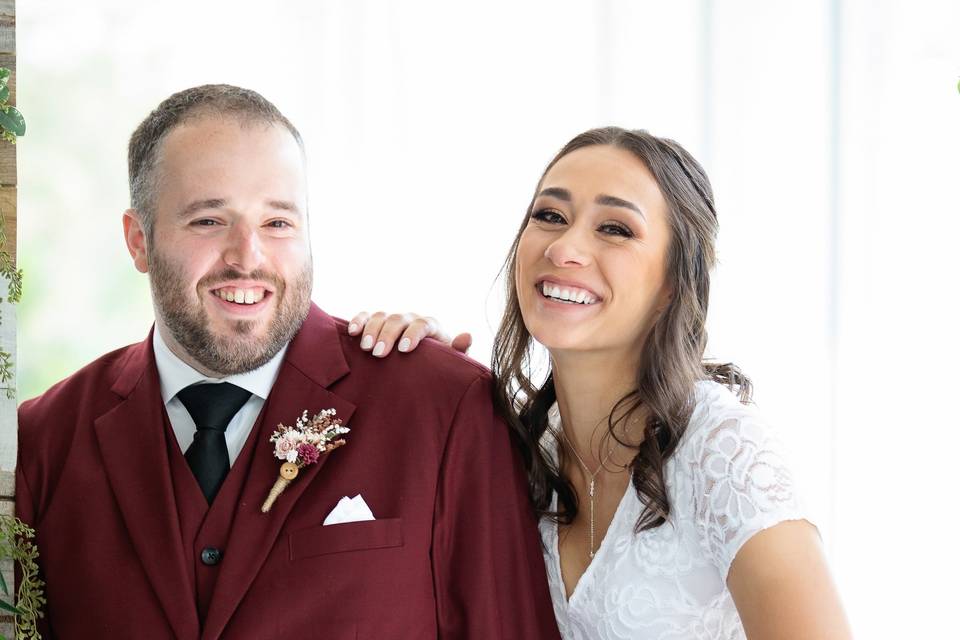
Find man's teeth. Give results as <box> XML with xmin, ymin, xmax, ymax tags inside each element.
<box><xmin>215</xmin><ymin>288</ymin><xmax>265</xmax><ymax>304</ymax></box>
<box><xmin>541</xmin><ymin>283</ymin><xmax>598</xmax><ymax>305</ymax></box>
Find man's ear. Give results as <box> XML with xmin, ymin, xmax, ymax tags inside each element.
<box><xmin>123</xmin><ymin>209</ymin><xmax>149</xmax><ymax>273</ymax></box>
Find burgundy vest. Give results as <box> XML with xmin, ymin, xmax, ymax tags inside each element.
<box><xmin>163</xmin><ymin>412</ymin><xmax>266</xmax><ymax>624</ymax></box>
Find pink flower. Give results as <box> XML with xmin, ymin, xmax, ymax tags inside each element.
<box><xmin>297</xmin><ymin>443</ymin><xmax>320</xmax><ymax>466</ymax></box>
<box><xmin>274</xmin><ymin>434</ymin><xmax>298</xmax><ymax>460</ymax></box>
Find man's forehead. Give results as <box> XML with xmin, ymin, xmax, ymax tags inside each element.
<box><xmin>156</xmin><ymin>120</ymin><xmax>305</xmax><ymax>177</ymax></box>
<box><xmin>161</xmin><ymin>114</ymin><xmax>294</xmax><ymax>151</ymax></box>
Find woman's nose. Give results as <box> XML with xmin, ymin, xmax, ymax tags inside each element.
<box><xmin>544</xmin><ymin>227</ymin><xmax>591</xmax><ymax>267</ymax></box>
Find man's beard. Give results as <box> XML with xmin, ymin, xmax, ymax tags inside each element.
<box><xmin>148</xmin><ymin>246</ymin><xmax>313</xmax><ymax>375</ymax></box>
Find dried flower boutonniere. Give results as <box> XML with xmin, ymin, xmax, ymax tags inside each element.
<box><xmin>260</xmin><ymin>408</ymin><xmax>349</xmax><ymax>513</ymax></box>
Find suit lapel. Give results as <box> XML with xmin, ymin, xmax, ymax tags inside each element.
<box><xmin>93</xmin><ymin>333</ymin><xmax>200</xmax><ymax>639</ymax></box>
<box><xmin>201</xmin><ymin>306</ymin><xmax>356</xmax><ymax>640</ymax></box>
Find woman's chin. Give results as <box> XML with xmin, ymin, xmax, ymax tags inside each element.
<box><xmin>529</xmin><ymin>327</ymin><xmax>597</xmax><ymax>354</ymax></box>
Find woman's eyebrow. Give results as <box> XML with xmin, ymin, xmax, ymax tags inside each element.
<box><xmin>537</xmin><ymin>187</ymin><xmax>572</xmax><ymax>201</ymax></box>
<box><xmin>596</xmin><ymin>194</ymin><xmax>646</xmax><ymax>221</ymax></box>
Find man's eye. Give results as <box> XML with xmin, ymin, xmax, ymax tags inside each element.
<box><xmin>267</xmin><ymin>220</ymin><xmax>292</xmax><ymax>229</ymax></box>
<box><xmin>192</xmin><ymin>219</ymin><xmax>219</xmax><ymax>227</ymax></box>
<box><xmin>599</xmin><ymin>223</ymin><xmax>633</xmax><ymax>238</ymax></box>
<box><xmin>531</xmin><ymin>209</ymin><xmax>566</xmax><ymax>225</ymax></box>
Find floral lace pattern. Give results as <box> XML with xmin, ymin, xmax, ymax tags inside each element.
<box><xmin>540</xmin><ymin>381</ymin><xmax>809</xmax><ymax>640</ymax></box>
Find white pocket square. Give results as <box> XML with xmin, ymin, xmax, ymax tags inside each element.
<box><xmin>323</xmin><ymin>494</ymin><xmax>375</xmax><ymax>526</ymax></box>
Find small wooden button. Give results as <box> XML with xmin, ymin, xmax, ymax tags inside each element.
<box><xmin>280</xmin><ymin>462</ymin><xmax>299</xmax><ymax>480</ymax></box>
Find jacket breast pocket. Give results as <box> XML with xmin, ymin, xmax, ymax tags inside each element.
<box><xmin>288</xmin><ymin>518</ymin><xmax>404</xmax><ymax>560</ymax></box>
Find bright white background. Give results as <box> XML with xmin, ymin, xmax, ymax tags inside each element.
<box><xmin>16</xmin><ymin>1</ymin><xmax>960</xmax><ymax>636</ymax></box>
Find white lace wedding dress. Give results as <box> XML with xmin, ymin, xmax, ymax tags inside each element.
<box><xmin>540</xmin><ymin>381</ymin><xmax>809</xmax><ymax>640</ymax></box>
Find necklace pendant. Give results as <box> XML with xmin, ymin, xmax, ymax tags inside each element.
<box><xmin>588</xmin><ymin>550</ymin><xmax>595</xmax><ymax>559</ymax></box>
<box><xmin>588</xmin><ymin>480</ymin><xmax>595</xmax><ymax>498</ymax></box>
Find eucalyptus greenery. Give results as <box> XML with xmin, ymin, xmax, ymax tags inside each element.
<box><xmin>0</xmin><ymin>67</ymin><xmax>42</xmax><ymax>640</ymax></box>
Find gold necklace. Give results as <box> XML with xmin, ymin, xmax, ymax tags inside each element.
<box><xmin>561</xmin><ymin>430</ymin><xmax>615</xmax><ymax>559</ymax></box>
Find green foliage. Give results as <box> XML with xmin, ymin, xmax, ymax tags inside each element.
<box><xmin>0</xmin><ymin>218</ymin><xmax>20</xmax><ymax>400</ymax></box>
<box><xmin>0</xmin><ymin>69</ymin><xmax>23</xmax><ymax>145</ymax></box>
<box><xmin>0</xmin><ymin>67</ymin><xmax>20</xmax><ymax>399</ymax></box>
<box><xmin>0</xmin><ymin>68</ymin><xmax>41</xmax><ymax>640</ymax></box>
<box><xmin>0</xmin><ymin>516</ymin><xmax>45</xmax><ymax>640</ymax></box>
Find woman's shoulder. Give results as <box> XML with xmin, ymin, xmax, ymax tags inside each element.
<box><xmin>679</xmin><ymin>379</ymin><xmax>764</xmax><ymax>454</ymax></box>
<box><xmin>674</xmin><ymin>380</ymin><xmax>802</xmax><ymax>493</ymax></box>
<box><xmin>675</xmin><ymin>380</ymin><xmax>808</xmax><ymax>578</ymax></box>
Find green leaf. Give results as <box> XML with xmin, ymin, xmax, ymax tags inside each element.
<box><xmin>0</xmin><ymin>86</ymin><xmax>8</xmax><ymax>103</ymax></box>
<box><xmin>0</xmin><ymin>597</ymin><xmax>24</xmax><ymax>616</ymax></box>
<box><xmin>0</xmin><ymin>566</ymin><xmax>7</xmax><ymax>595</ymax></box>
<box><xmin>0</xmin><ymin>106</ymin><xmax>24</xmax><ymax>137</ymax></box>
<box><xmin>0</xmin><ymin>68</ymin><xmax>9</xmax><ymax>83</ymax></box>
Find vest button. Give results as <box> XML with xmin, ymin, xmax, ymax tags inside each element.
<box><xmin>200</xmin><ymin>547</ymin><xmax>223</xmax><ymax>566</ymax></box>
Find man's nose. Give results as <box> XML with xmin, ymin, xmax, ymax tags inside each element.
<box><xmin>222</xmin><ymin>223</ymin><xmax>265</xmax><ymax>273</ymax></box>
<box><xmin>544</xmin><ymin>226</ymin><xmax>592</xmax><ymax>268</ymax></box>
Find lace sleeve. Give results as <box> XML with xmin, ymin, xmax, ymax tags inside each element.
<box><xmin>689</xmin><ymin>402</ymin><xmax>809</xmax><ymax>579</ymax></box>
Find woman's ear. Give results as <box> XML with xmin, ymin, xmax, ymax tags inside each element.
<box><xmin>655</xmin><ymin>283</ymin><xmax>674</xmax><ymax>315</ymax></box>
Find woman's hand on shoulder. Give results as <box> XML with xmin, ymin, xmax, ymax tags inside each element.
<box><xmin>347</xmin><ymin>311</ymin><xmax>472</xmax><ymax>357</ymax></box>
<box><xmin>727</xmin><ymin>520</ymin><xmax>852</xmax><ymax>639</ymax></box>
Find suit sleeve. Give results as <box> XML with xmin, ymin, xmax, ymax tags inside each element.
<box><xmin>431</xmin><ymin>374</ymin><xmax>561</xmax><ymax>639</ymax></box>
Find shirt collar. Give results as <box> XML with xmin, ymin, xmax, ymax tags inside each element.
<box><xmin>153</xmin><ymin>327</ymin><xmax>288</xmax><ymax>405</ymax></box>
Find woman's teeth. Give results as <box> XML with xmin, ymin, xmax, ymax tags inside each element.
<box><xmin>541</xmin><ymin>282</ymin><xmax>598</xmax><ymax>305</ymax></box>
<box><xmin>215</xmin><ymin>288</ymin><xmax>265</xmax><ymax>304</ymax></box>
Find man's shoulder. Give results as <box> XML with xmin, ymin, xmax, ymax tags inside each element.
<box><xmin>19</xmin><ymin>342</ymin><xmax>142</xmax><ymax>431</ymax></box>
<box><xmin>324</xmin><ymin>315</ymin><xmax>492</xmax><ymax>395</ymax></box>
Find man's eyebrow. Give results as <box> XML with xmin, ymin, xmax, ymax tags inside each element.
<box><xmin>178</xmin><ymin>198</ymin><xmax>226</xmax><ymax>219</ymax></box>
<box><xmin>596</xmin><ymin>194</ymin><xmax>646</xmax><ymax>221</ymax></box>
<box><xmin>176</xmin><ymin>199</ymin><xmax>303</xmax><ymax>218</ymax></box>
<box><xmin>537</xmin><ymin>187</ymin><xmax>572</xmax><ymax>201</ymax></box>
<box><xmin>267</xmin><ymin>200</ymin><xmax>302</xmax><ymax>215</ymax></box>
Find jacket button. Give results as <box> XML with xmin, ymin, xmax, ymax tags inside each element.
<box><xmin>200</xmin><ymin>547</ymin><xmax>223</xmax><ymax>566</ymax></box>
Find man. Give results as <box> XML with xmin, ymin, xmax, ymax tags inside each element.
<box><xmin>17</xmin><ymin>85</ymin><xmax>560</xmax><ymax>639</ymax></box>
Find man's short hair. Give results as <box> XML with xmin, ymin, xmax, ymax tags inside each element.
<box><xmin>127</xmin><ymin>84</ymin><xmax>303</xmax><ymax>239</ymax></box>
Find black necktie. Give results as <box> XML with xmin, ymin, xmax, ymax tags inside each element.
<box><xmin>178</xmin><ymin>382</ymin><xmax>252</xmax><ymax>504</ymax></box>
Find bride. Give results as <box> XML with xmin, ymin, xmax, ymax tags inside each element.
<box><xmin>349</xmin><ymin>127</ymin><xmax>851</xmax><ymax>639</ymax></box>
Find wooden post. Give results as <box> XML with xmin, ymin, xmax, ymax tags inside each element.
<box><xmin>0</xmin><ymin>0</ymin><xmax>15</xmax><ymax>635</ymax></box>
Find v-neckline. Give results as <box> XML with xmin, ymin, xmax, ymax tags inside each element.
<box><xmin>553</xmin><ymin>479</ymin><xmax>633</xmax><ymax>604</ymax></box>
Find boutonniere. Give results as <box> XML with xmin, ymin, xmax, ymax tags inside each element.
<box><xmin>260</xmin><ymin>408</ymin><xmax>350</xmax><ymax>513</ymax></box>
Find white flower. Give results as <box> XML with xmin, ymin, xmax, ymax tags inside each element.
<box><xmin>285</xmin><ymin>449</ymin><xmax>299</xmax><ymax>463</ymax></box>
<box><xmin>274</xmin><ymin>433</ymin><xmax>299</xmax><ymax>460</ymax></box>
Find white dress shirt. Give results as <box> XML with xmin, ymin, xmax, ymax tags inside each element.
<box><xmin>153</xmin><ymin>329</ymin><xmax>288</xmax><ymax>466</ymax></box>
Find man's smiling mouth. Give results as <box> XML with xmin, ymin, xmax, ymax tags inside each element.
<box><xmin>212</xmin><ymin>286</ymin><xmax>268</xmax><ymax>305</ymax></box>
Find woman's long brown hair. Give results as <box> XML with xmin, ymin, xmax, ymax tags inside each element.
<box><xmin>492</xmin><ymin>127</ymin><xmax>752</xmax><ymax>531</ymax></box>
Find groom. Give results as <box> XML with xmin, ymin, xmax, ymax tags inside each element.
<box><xmin>17</xmin><ymin>85</ymin><xmax>560</xmax><ymax>639</ymax></box>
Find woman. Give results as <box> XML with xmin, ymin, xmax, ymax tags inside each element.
<box><xmin>350</xmin><ymin>128</ymin><xmax>851</xmax><ymax>639</ymax></box>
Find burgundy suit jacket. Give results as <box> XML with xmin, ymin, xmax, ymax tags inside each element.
<box><xmin>17</xmin><ymin>305</ymin><xmax>561</xmax><ymax>639</ymax></box>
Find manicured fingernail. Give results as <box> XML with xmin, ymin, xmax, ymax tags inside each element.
<box><xmin>348</xmin><ymin>322</ymin><xmax>358</xmax><ymax>334</ymax></box>
<box><xmin>372</xmin><ymin>341</ymin><xmax>386</xmax><ymax>357</ymax></box>
<box><xmin>398</xmin><ymin>338</ymin><xmax>411</xmax><ymax>352</ymax></box>
<box><xmin>361</xmin><ymin>335</ymin><xmax>374</xmax><ymax>350</ymax></box>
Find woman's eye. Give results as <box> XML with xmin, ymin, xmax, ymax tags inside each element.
<box><xmin>531</xmin><ymin>209</ymin><xmax>566</xmax><ymax>225</ymax></box>
<box><xmin>599</xmin><ymin>223</ymin><xmax>633</xmax><ymax>238</ymax></box>
<box><xmin>267</xmin><ymin>219</ymin><xmax>292</xmax><ymax>229</ymax></box>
